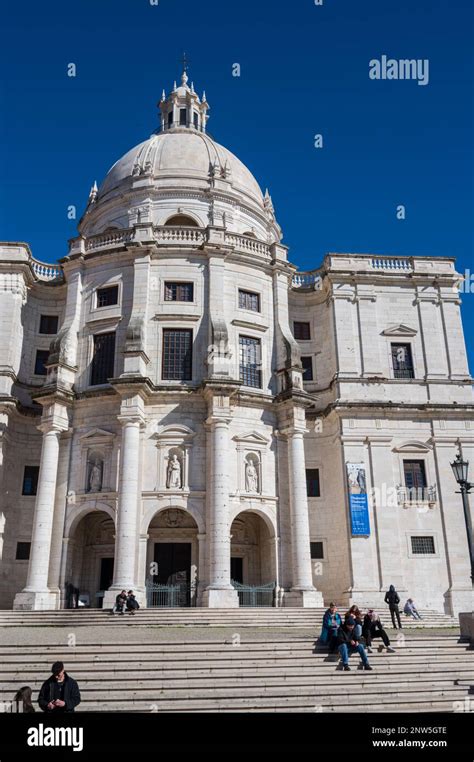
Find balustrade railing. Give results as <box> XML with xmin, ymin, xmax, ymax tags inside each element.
<box><xmin>30</xmin><ymin>259</ymin><xmax>63</xmax><ymax>282</ymax></box>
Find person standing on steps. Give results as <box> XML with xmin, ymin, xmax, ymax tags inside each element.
<box><xmin>38</xmin><ymin>662</ymin><xmax>81</xmax><ymax>713</ymax></box>
<box><xmin>384</xmin><ymin>584</ymin><xmax>402</xmax><ymax>628</ymax></box>
<box><xmin>337</xmin><ymin>617</ymin><xmax>373</xmax><ymax>672</ymax></box>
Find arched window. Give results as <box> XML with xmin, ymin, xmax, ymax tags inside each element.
<box><xmin>242</xmin><ymin>231</ymin><xmax>257</xmax><ymax>239</ymax></box>
<box><xmin>164</xmin><ymin>214</ymin><xmax>199</xmax><ymax>227</ymax></box>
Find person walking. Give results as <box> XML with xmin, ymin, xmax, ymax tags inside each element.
<box><xmin>319</xmin><ymin>603</ymin><xmax>342</xmax><ymax>653</ymax></box>
<box><xmin>404</xmin><ymin>598</ymin><xmax>422</xmax><ymax>620</ymax></box>
<box><xmin>38</xmin><ymin>662</ymin><xmax>81</xmax><ymax>713</ymax></box>
<box><xmin>384</xmin><ymin>585</ymin><xmax>402</xmax><ymax>628</ymax></box>
<box><xmin>362</xmin><ymin>610</ymin><xmax>395</xmax><ymax>653</ymax></box>
<box><xmin>14</xmin><ymin>686</ymin><xmax>35</xmax><ymax>713</ymax></box>
<box><xmin>337</xmin><ymin>617</ymin><xmax>373</xmax><ymax>672</ymax></box>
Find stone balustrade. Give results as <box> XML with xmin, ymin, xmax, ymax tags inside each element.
<box><xmin>154</xmin><ymin>226</ymin><xmax>206</xmax><ymax>245</ymax></box>
<box><xmin>30</xmin><ymin>258</ymin><xmax>63</xmax><ymax>282</ymax></box>
<box><xmin>85</xmin><ymin>229</ymin><xmax>134</xmax><ymax>251</ymax></box>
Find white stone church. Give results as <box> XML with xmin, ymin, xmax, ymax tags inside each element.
<box><xmin>1</xmin><ymin>71</ymin><xmax>473</xmax><ymax>614</ymax></box>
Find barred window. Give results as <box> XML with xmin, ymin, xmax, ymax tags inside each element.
<box><xmin>34</xmin><ymin>350</ymin><xmax>49</xmax><ymax>376</ymax></box>
<box><xmin>16</xmin><ymin>542</ymin><xmax>31</xmax><ymax>561</ymax></box>
<box><xmin>162</xmin><ymin>329</ymin><xmax>192</xmax><ymax>381</ymax></box>
<box><xmin>238</xmin><ymin>289</ymin><xmax>260</xmax><ymax>312</ymax></box>
<box><xmin>39</xmin><ymin>315</ymin><xmax>58</xmax><ymax>334</ymax></box>
<box><xmin>391</xmin><ymin>343</ymin><xmax>414</xmax><ymax>379</ymax></box>
<box><xmin>301</xmin><ymin>356</ymin><xmax>313</xmax><ymax>381</ymax></box>
<box><xmin>90</xmin><ymin>332</ymin><xmax>115</xmax><ymax>385</ymax></box>
<box><xmin>239</xmin><ymin>336</ymin><xmax>262</xmax><ymax>388</ymax></box>
<box><xmin>164</xmin><ymin>282</ymin><xmax>194</xmax><ymax>302</ymax></box>
<box><xmin>22</xmin><ymin>466</ymin><xmax>39</xmax><ymax>496</ymax></box>
<box><xmin>97</xmin><ymin>285</ymin><xmax>119</xmax><ymax>308</ymax></box>
<box><xmin>411</xmin><ymin>536</ymin><xmax>435</xmax><ymax>555</ymax></box>
<box><xmin>306</xmin><ymin>468</ymin><xmax>320</xmax><ymax>497</ymax></box>
<box><xmin>293</xmin><ymin>321</ymin><xmax>311</xmax><ymax>340</ymax></box>
<box><xmin>310</xmin><ymin>541</ymin><xmax>324</xmax><ymax>560</ymax></box>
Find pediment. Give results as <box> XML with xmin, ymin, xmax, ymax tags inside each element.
<box><xmin>152</xmin><ymin>424</ymin><xmax>196</xmax><ymax>442</ymax></box>
<box><xmin>232</xmin><ymin>431</ymin><xmax>270</xmax><ymax>445</ymax></box>
<box><xmin>79</xmin><ymin>428</ymin><xmax>116</xmax><ymax>443</ymax></box>
<box><xmin>393</xmin><ymin>441</ymin><xmax>432</xmax><ymax>453</ymax></box>
<box><xmin>381</xmin><ymin>324</ymin><xmax>417</xmax><ymax>337</ymax></box>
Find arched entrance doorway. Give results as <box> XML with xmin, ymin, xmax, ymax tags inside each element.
<box><xmin>230</xmin><ymin>510</ymin><xmax>277</xmax><ymax>606</ymax></box>
<box><xmin>145</xmin><ymin>508</ymin><xmax>199</xmax><ymax>607</ymax></box>
<box><xmin>65</xmin><ymin>512</ymin><xmax>115</xmax><ymax>608</ymax></box>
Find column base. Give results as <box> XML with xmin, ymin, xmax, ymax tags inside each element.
<box><xmin>13</xmin><ymin>590</ymin><xmax>60</xmax><ymax>611</ymax></box>
<box><xmin>201</xmin><ymin>587</ymin><xmax>239</xmax><ymax>608</ymax></box>
<box><xmin>283</xmin><ymin>588</ymin><xmax>324</xmax><ymax>608</ymax></box>
<box><xmin>444</xmin><ymin>588</ymin><xmax>474</xmax><ymax>616</ymax></box>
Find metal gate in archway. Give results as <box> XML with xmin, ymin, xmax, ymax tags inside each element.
<box><xmin>145</xmin><ymin>578</ymin><xmax>197</xmax><ymax>608</ymax></box>
<box><xmin>231</xmin><ymin>580</ymin><xmax>276</xmax><ymax>607</ymax></box>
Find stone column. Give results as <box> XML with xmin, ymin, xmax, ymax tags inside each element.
<box><xmin>47</xmin><ymin>431</ymin><xmax>73</xmax><ymax>605</ymax></box>
<box><xmin>201</xmin><ymin>416</ymin><xmax>238</xmax><ymax>607</ymax></box>
<box><xmin>285</xmin><ymin>429</ymin><xmax>323</xmax><ymax>607</ymax></box>
<box><xmin>13</xmin><ymin>424</ymin><xmax>65</xmax><ymax>610</ymax></box>
<box><xmin>103</xmin><ymin>415</ymin><xmax>143</xmax><ymax>607</ymax></box>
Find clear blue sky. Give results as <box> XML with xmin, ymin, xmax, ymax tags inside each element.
<box><xmin>1</xmin><ymin>0</ymin><xmax>473</xmax><ymax>368</ymax></box>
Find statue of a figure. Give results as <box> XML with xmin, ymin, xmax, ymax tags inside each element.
<box><xmin>88</xmin><ymin>459</ymin><xmax>102</xmax><ymax>492</ymax></box>
<box><xmin>166</xmin><ymin>453</ymin><xmax>182</xmax><ymax>489</ymax></box>
<box><xmin>245</xmin><ymin>459</ymin><xmax>259</xmax><ymax>493</ymax></box>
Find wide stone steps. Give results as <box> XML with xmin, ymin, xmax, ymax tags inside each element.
<box><xmin>0</xmin><ymin>632</ymin><xmax>471</xmax><ymax>713</ymax></box>
<box><xmin>0</xmin><ymin>608</ymin><xmax>459</xmax><ymax>628</ymax></box>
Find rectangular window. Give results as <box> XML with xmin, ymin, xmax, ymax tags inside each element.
<box><xmin>179</xmin><ymin>108</ymin><xmax>187</xmax><ymax>125</ymax></box>
<box><xmin>34</xmin><ymin>350</ymin><xmax>49</xmax><ymax>376</ymax></box>
<box><xmin>306</xmin><ymin>468</ymin><xmax>321</xmax><ymax>497</ymax></box>
<box><xmin>90</xmin><ymin>332</ymin><xmax>116</xmax><ymax>385</ymax></box>
<box><xmin>391</xmin><ymin>343</ymin><xmax>414</xmax><ymax>379</ymax></box>
<box><xmin>411</xmin><ymin>536</ymin><xmax>435</xmax><ymax>555</ymax></box>
<box><xmin>238</xmin><ymin>289</ymin><xmax>260</xmax><ymax>312</ymax></box>
<box><xmin>239</xmin><ymin>335</ymin><xmax>262</xmax><ymax>388</ymax></box>
<box><xmin>39</xmin><ymin>315</ymin><xmax>58</xmax><ymax>334</ymax></box>
<box><xmin>310</xmin><ymin>541</ymin><xmax>324</xmax><ymax>560</ymax></box>
<box><xmin>162</xmin><ymin>329</ymin><xmax>193</xmax><ymax>381</ymax></box>
<box><xmin>294</xmin><ymin>321</ymin><xmax>311</xmax><ymax>340</ymax></box>
<box><xmin>403</xmin><ymin>460</ymin><xmax>427</xmax><ymax>489</ymax></box>
<box><xmin>168</xmin><ymin>111</ymin><xmax>173</xmax><ymax>127</ymax></box>
<box><xmin>16</xmin><ymin>542</ymin><xmax>31</xmax><ymax>560</ymax></box>
<box><xmin>22</xmin><ymin>466</ymin><xmax>39</xmax><ymax>496</ymax></box>
<box><xmin>301</xmin><ymin>356</ymin><xmax>313</xmax><ymax>381</ymax></box>
<box><xmin>164</xmin><ymin>282</ymin><xmax>194</xmax><ymax>302</ymax></box>
<box><xmin>193</xmin><ymin>112</ymin><xmax>199</xmax><ymax>129</ymax></box>
<box><xmin>97</xmin><ymin>285</ymin><xmax>119</xmax><ymax>308</ymax></box>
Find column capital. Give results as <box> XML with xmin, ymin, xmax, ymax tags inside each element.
<box><xmin>117</xmin><ymin>414</ymin><xmax>146</xmax><ymax>427</ymax></box>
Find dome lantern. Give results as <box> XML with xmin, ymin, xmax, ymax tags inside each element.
<box><xmin>158</xmin><ymin>60</ymin><xmax>209</xmax><ymax>134</ymax></box>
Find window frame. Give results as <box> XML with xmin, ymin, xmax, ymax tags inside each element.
<box><xmin>164</xmin><ymin>281</ymin><xmax>195</xmax><ymax>303</ymax></box>
<box><xmin>238</xmin><ymin>289</ymin><xmax>261</xmax><ymax>313</ymax></box>
<box><xmin>238</xmin><ymin>334</ymin><xmax>262</xmax><ymax>389</ymax></box>
<box><xmin>39</xmin><ymin>315</ymin><xmax>59</xmax><ymax>335</ymax></box>
<box><xmin>293</xmin><ymin>321</ymin><xmax>311</xmax><ymax>341</ymax></box>
<box><xmin>90</xmin><ymin>331</ymin><xmax>116</xmax><ymax>386</ymax></box>
<box><xmin>161</xmin><ymin>328</ymin><xmax>193</xmax><ymax>382</ymax></box>
<box><xmin>306</xmin><ymin>468</ymin><xmax>321</xmax><ymax>498</ymax></box>
<box><xmin>96</xmin><ymin>285</ymin><xmax>119</xmax><ymax>309</ymax></box>
<box><xmin>15</xmin><ymin>542</ymin><xmax>31</xmax><ymax>561</ymax></box>
<box><xmin>22</xmin><ymin>465</ymin><xmax>40</xmax><ymax>496</ymax></box>
<box><xmin>301</xmin><ymin>356</ymin><xmax>314</xmax><ymax>381</ymax></box>
<box><xmin>34</xmin><ymin>349</ymin><xmax>49</xmax><ymax>376</ymax></box>
<box><xmin>391</xmin><ymin>342</ymin><xmax>415</xmax><ymax>379</ymax></box>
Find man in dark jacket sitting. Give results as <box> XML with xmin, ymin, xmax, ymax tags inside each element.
<box><xmin>38</xmin><ymin>662</ymin><xmax>81</xmax><ymax>713</ymax></box>
<box><xmin>337</xmin><ymin>617</ymin><xmax>373</xmax><ymax>672</ymax></box>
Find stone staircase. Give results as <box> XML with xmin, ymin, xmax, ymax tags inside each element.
<box><xmin>0</xmin><ymin>607</ymin><xmax>460</xmax><ymax>628</ymax></box>
<box><xmin>0</xmin><ymin>610</ymin><xmax>471</xmax><ymax>713</ymax></box>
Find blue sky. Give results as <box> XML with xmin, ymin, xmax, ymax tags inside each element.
<box><xmin>1</xmin><ymin>0</ymin><xmax>473</xmax><ymax>367</ymax></box>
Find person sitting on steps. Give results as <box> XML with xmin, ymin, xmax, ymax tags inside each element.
<box><xmin>362</xmin><ymin>609</ymin><xmax>395</xmax><ymax>653</ymax></box>
<box><xmin>337</xmin><ymin>616</ymin><xmax>373</xmax><ymax>672</ymax></box>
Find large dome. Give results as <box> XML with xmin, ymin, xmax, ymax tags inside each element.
<box><xmin>98</xmin><ymin>130</ymin><xmax>264</xmax><ymax>208</ymax></box>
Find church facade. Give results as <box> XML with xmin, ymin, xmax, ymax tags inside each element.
<box><xmin>1</xmin><ymin>72</ymin><xmax>473</xmax><ymax>613</ymax></box>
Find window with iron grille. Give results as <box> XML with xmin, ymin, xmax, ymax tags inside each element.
<box><xmin>90</xmin><ymin>332</ymin><xmax>115</xmax><ymax>385</ymax></box>
<box><xmin>22</xmin><ymin>466</ymin><xmax>39</xmax><ymax>496</ymax></box>
<box><xmin>97</xmin><ymin>285</ymin><xmax>119</xmax><ymax>308</ymax></box>
<box><xmin>16</xmin><ymin>542</ymin><xmax>31</xmax><ymax>561</ymax></box>
<box><xmin>306</xmin><ymin>468</ymin><xmax>320</xmax><ymax>497</ymax></box>
<box><xmin>310</xmin><ymin>541</ymin><xmax>324</xmax><ymax>560</ymax></box>
<box><xmin>301</xmin><ymin>356</ymin><xmax>313</xmax><ymax>381</ymax></box>
<box><xmin>162</xmin><ymin>329</ymin><xmax>192</xmax><ymax>380</ymax></box>
<box><xmin>238</xmin><ymin>289</ymin><xmax>260</xmax><ymax>312</ymax></box>
<box><xmin>391</xmin><ymin>343</ymin><xmax>414</xmax><ymax>379</ymax></box>
<box><xmin>293</xmin><ymin>321</ymin><xmax>311</xmax><ymax>340</ymax></box>
<box><xmin>39</xmin><ymin>315</ymin><xmax>58</xmax><ymax>334</ymax></box>
<box><xmin>34</xmin><ymin>350</ymin><xmax>49</xmax><ymax>375</ymax></box>
<box><xmin>239</xmin><ymin>336</ymin><xmax>262</xmax><ymax>388</ymax></box>
<box><xmin>164</xmin><ymin>282</ymin><xmax>194</xmax><ymax>302</ymax></box>
<box><xmin>411</xmin><ymin>536</ymin><xmax>435</xmax><ymax>555</ymax></box>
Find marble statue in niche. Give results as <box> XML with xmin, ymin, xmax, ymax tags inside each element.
<box><xmin>245</xmin><ymin>456</ymin><xmax>259</xmax><ymax>493</ymax></box>
<box><xmin>166</xmin><ymin>452</ymin><xmax>182</xmax><ymax>489</ymax></box>
<box><xmin>87</xmin><ymin>457</ymin><xmax>103</xmax><ymax>493</ymax></box>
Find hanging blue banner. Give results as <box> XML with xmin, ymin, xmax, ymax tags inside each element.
<box><xmin>346</xmin><ymin>462</ymin><xmax>370</xmax><ymax>536</ymax></box>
